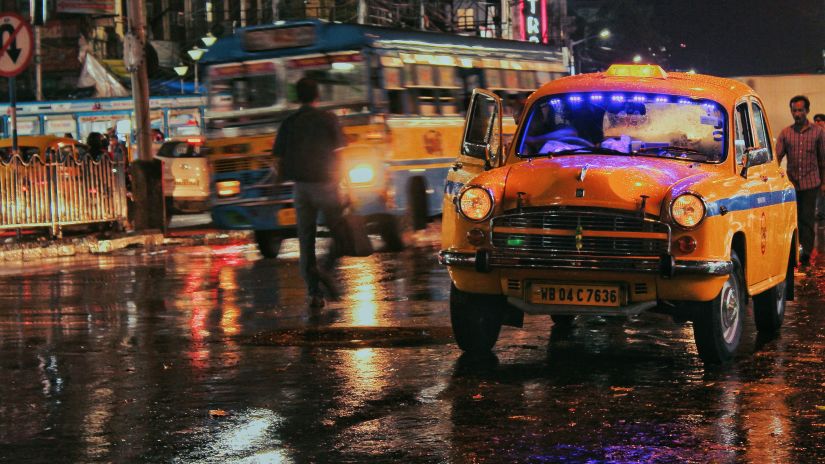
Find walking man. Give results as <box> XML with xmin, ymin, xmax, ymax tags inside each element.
<box><xmin>776</xmin><ymin>96</ymin><xmax>825</xmax><ymax>267</ymax></box>
<box><xmin>273</xmin><ymin>77</ymin><xmax>347</xmax><ymax>308</ymax></box>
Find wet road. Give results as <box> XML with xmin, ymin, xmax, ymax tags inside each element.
<box><xmin>1</xmin><ymin>226</ymin><xmax>824</xmax><ymax>463</ymax></box>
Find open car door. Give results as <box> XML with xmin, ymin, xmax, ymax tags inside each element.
<box><xmin>442</xmin><ymin>89</ymin><xmax>503</xmax><ymax>227</ymax></box>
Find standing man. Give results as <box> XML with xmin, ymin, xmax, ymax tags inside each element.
<box><xmin>776</xmin><ymin>96</ymin><xmax>825</xmax><ymax>267</ymax></box>
<box><xmin>273</xmin><ymin>77</ymin><xmax>347</xmax><ymax>308</ymax></box>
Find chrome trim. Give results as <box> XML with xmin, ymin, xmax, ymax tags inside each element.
<box><xmin>438</xmin><ymin>250</ymin><xmax>476</xmax><ymax>266</ymax></box>
<box><xmin>457</xmin><ymin>185</ymin><xmax>496</xmax><ymax>222</ymax></box>
<box><xmin>669</xmin><ymin>192</ymin><xmax>708</xmax><ymax>230</ymax></box>
<box><xmin>508</xmin><ymin>297</ymin><xmax>657</xmax><ymax>316</ymax></box>
<box><xmin>673</xmin><ymin>259</ymin><xmax>732</xmax><ymax>275</ymax></box>
<box><xmin>490</xmin><ymin>252</ymin><xmax>663</xmax><ymax>273</ymax></box>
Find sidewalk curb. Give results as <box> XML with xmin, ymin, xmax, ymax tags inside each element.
<box><xmin>0</xmin><ymin>230</ymin><xmax>254</xmax><ymax>262</ymax></box>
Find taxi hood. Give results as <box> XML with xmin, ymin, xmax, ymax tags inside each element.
<box><xmin>501</xmin><ymin>155</ymin><xmax>710</xmax><ymax>216</ymax></box>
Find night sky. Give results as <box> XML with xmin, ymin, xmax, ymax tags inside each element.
<box><xmin>571</xmin><ymin>0</ymin><xmax>825</xmax><ymax>76</ymax></box>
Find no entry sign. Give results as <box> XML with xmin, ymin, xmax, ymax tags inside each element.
<box><xmin>0</xmin><ymin>12</ymin><xmax>34</xmax><ymax>78</ymax></box>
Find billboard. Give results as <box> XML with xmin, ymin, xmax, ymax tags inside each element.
<box><xmin>518</xmin><ymin>0</ymin><xmax>548</xmax><ymax>43</ymax></box>
<box><xmin>57</xmin><ymin>0</ymin><xmax>116</xmax><ymax>16</ymax></box>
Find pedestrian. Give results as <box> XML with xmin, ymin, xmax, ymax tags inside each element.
<box><xmin>776</xmin><ymin>96</ymin><xmax>825</xmax><ymax>267</ymax></box>
<box><xmin>86</xmin><ymin>132</ymin><xmax>106</xmax><ymax>160</ymax></box>
<box><xmin>272</xmin><ymin>77</ymin><xmax>347</xmax><ymax>308</ymax></box>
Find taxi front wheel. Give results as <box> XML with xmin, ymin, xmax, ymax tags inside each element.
<box><xmin>450</xmin><ymin>284</ymin><xmax>504</xmax><ymax>354</ymax></box>
<box><xmin>692</xmin><ymin>251</ymin><xmax>745</xmax><ymax>364</ymax></box>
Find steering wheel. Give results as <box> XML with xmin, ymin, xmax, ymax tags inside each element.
<box><xmin>555</xmin><ymin>136</ymin><xmax>594</xmax><ymax>148</ymax></box>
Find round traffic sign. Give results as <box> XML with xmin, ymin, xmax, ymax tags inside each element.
<box><xmin>0</xmin><ymin>12</ymin><xmax>34</xmax><ymax>78</ymax></box>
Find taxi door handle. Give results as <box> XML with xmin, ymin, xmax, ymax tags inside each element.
<box><xmin>761</xmin><ymin>176</ymin><xmax>769</xmax><ymax>182</ymax></box>
<box><xmin>452</xmin><ymin>162</ymin><xmax>463</xmax><ymax>171</ymax></box>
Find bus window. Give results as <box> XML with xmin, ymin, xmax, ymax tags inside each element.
<box><xmin>518</xmin><ymin>71</ymin><xmax>537</xmax><ymax>91</ymax></box>
<box><xmin>210</xmin><ymin>71</ymin><xmax>280</xmax><ymax>112</ymax></box>
<box><xmin>288</xmin><ymin>59</ymin><xmax>367</xmax><ymax>107</ymax></box>
<box><xmin>417</xmin><ymin>89</ymin><xmax>438</xmax><ymax>116</ymax></box>
<box><xmin>484</xmin><ymin>69</ymin><xmax>503</xmax><ymax>89</ymax></box>
<box><xmin>168</xmin><ymin>111</ymin><xmax>202</xmax><ymax>137</ymax></box>
<box><xmin>45</xmin><ymin>116</ymin><xmax>76</xmax><ymax>137</ymax></box>
<box><xmin>387</xmin><ymin>90</ymin><xmax>412</xmax><ymax>114</ymax></box>
<box><xmin>17</xmin><ymin>117</ymin><xmax>40</xmax><ymax>136</ymax></box>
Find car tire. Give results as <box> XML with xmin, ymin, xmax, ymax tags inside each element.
<box><xmin>450</xmin><ymin>284</ymin><xmax>504</xmax><ymax>354</ymax></box>
<box><xmin>551</xmin><ymin>314</ymin><xmax>575</xmax><ymax>328</ymax></box>
<box><xmin>255</xmin><ymin>230</ymin><xmax>283</xmax><ymax>259</ymax></box>
<box><xmin>753</xmin><ymin>253</ymin><xmax>790</xmax><ymax>333</ymax></box>
<box><xmin>692</xmin><ymin>251</ymin><xmax>745</xmax><ymax>364</ymax></box>
<box><xmin>374</xmin><ymin>213</ymin><xmax>405</xmax><ymax>252</ymax></box>
<box><xmin>408</xmin><ymin>177</ymin><xmax>428</xmax><ymax>231</ymax></box>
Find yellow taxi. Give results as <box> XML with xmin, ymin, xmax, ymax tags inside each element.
<box><xmin>440</xmin><ymin>65</ymin><xmax>797</xmax><ymax>363</ymax></box>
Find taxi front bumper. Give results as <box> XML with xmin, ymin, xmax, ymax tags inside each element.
<box><xmin>437</xmin><ymin>249</ymin><xmax>733</xmax><ymax>278</ymax></box>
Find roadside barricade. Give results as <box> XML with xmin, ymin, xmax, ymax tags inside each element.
<box><xmin>0</xmin><ymin>153</ymin><xmax>128</xmax><ymax>237</ymax></box>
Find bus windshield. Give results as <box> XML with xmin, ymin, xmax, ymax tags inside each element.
<box><xmin>286</xmin><ymin>54</ymin><xmax>367</xmax><ymax>108</ymax></box>
<box><xmin>517</xmin><ymin>93</ymin><xmax>727</xmax><ymax>163</ymax></box>
<box><xmin>208</xmin><ymin>60</ymin><xmax>281</xmax><ymax>113</ymax></box>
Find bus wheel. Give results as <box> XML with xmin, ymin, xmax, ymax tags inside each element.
<box><xmin>692</xmin><ymin>251</ymin><xmax>744</xmax><ymax>364</ymax></box>
<box><xmin>450</xmin><ymin>284</ymin><xmax>504</xmax><ymax>354</ymax></box>
<box><xmin>255</xmin><ymin>230</ymin><xmax>283</xmax><ymax>259</ymax></box>
<box><xmin>375</xmin><ymin>213</ymin><xmax>405</xmax><ymax>252</ymax></box>
<box><xmin>408</xmin><ymin>177</ymin><xmax>428</xmax><ymax>231</ymax></box>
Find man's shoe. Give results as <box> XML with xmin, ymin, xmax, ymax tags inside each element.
<box><xmin>308</xmin><ymin>295</ymin><xmax>326</xmax><ymax>309</ymax></box>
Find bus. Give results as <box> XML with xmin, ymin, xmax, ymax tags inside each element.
<box><xmin>0</xmin><ymin>95</ymin><xmax>206</xmax><ymax>158</ymax></box>
<box><xmin>201</xmin><ymin>19</ymin><xmax>566</xmax><ymax>256</ymax></box>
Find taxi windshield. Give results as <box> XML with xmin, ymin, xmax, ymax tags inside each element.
<box><xmin>516</xmin><ymin>93</ymin><xmax>727</xmax><ymax>163</ymax></box>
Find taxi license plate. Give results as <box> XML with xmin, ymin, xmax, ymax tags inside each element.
<box><xmin>277</xmin><ymin>207</ymin><xmax>297</xmax><ymax>226</ymax></box>
<box><xmin>529</xmin><ymin>283</ymin><xmax>621</xmax><ymax>307</ymax></box>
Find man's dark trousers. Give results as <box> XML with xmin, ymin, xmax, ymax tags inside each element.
<box><xmin>796</xmin><ymin>188</ymin><xmax>819</xmax><ymax>263</ymax></box>
<box><xmin>294</xmin><ymin>182</ymin><xmax>345</xmax><ymax>298</ymax></box>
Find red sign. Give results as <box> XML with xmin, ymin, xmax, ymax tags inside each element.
<box><xmin>0</xmin><ymin>12</ymin><xmax>34</xmax><ymax>78</ymax></box>
<box><xmin>242</xmin><ymin>25</ymin><xmax>316</xmax><ymax>52</ymax></box>
<box><xmin>518</xmin><ymin>0</ymin><xmax>548</xmax><ymax>43</ymax></box>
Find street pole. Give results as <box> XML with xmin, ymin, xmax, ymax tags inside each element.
<box><xmin>34</xmin><ymin>25</ymin><xmax>42</xmax><ymax>100</ymax></box>
<box><xmin>9</xmin><ymin>77</ymin><xmax>17</xmax><ymax>153</ymax></box>
<box><xmin>127</xmin><ymin>0</ymin><xmax>164</xmax><ymax>230</ymax></box>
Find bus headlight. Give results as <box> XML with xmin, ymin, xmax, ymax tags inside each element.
<box><xmin>671</xmin><ymin>193</ymin><xmax>706</xmax><ymax>229</ymax></box>
<box><xmin>216</xmin><ymin>180</ymin><xmax>241</xmax><ymax>197</ymax></box>
<box><xmin>348</xmin><ymin>163</ymin><xmax>375</xmax><ymax>184</ymax></box>
<box><xmin>458</xmin><ymin>187</ymin><xmax>494</xmax><ymax>222</ymax></box>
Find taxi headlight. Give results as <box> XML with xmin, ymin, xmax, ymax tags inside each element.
<box><xmin>671</xmin><ymin>193</ymin><xmax>706</xmax><ymax>228</ymax></box>
<box><xmin>458</xmin><ymin>187</ymin><xmax>494</xmax><ymax>221</ymax></box>
<box><xmin>216</xmin><ymin>180</ymin><xmax>241</xmax><ymax>197</ymax></box>
<box><xmin>348</xmin><ymin>163</ymin><xmax>375</xmax><ymax>184</ymax></box>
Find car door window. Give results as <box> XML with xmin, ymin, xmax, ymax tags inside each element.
<box><xmin>734</xmin><ymin>102</ymin><xmax>753</xmax><ymax>166</ymax></box>
<box><xmin>750</xmin><ymin>101</ymin><xmax>772</xmax><ymax>159</ymax></box>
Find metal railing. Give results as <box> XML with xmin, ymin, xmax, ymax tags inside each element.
<box><xmin>0</xmin><ymin>153</ymin><xmax>128</xmax><ymax>237</ymax></box>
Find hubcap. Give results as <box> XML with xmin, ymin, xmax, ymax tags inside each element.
<box><xmin>720</xmin><ymin>277</ymin><xmax>740</xmax><ymax>344</ymax></box>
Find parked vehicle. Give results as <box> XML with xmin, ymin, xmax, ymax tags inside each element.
<box><xmin>440</xmin><ymin>64</ymin><xmax>797</xmax><ymax>363</ymax></box>
<box><xmin>155</xmin><ymin>137</ymin><xmax>209</xmax><ymax>220</ymax></box>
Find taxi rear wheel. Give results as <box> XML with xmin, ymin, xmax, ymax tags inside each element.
<box><xmin>255</xmin><ymin>230</ymin><xmax>283</xmax><ymax>259</ymax></box>
<box><xmin>692</xmin><ymin>251</ymin><xmax>744</xmax><ymax>364</ymax></box>
<box><xmin>752</xmin><ymin>254</ymin><xmax>791</xmax><ymax>333</ymax></box>
<box><xmin>450</xmin><ymin>284</ymin><xmax>504</xmax><ymax>354</ymax></box>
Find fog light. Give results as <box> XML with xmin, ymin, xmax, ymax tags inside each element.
<box><xmin>676</xmin><ymin>236</ymin><xmax>697</xmax><ymax>253</ymax></box>
<box><xmin>466</xmin><ymin>228</ymin><xmax>486</xmax><ymax>246</ymax></box>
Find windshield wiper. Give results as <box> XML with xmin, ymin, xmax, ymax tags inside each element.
<box><xmin>550</xmin><ymin>147</ymin><xmax>631</xmax><ymax>156</ymax></box>
<box><xmin>633</xmin><ymin>146</ymin><xmax>709</xmax><ymax>158</ymax></box>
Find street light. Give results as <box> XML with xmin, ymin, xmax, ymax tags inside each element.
<box><xmin>173</xmin><ymin>64</ymin><xmax>189</xmax><ymax>95</ymax></box>
<box><xmin>187</xmin><ymin>46</ymin><xmax>205</xmax><ymax>93</ymax></box>
<box><xmin>568</xmin><ymin>29</ymin><xmax>611</xmax><ymax>75</ymax></box>
<box><xmin>201</xmin><ymin>32</ymin><xmax>217</xmax><ymax>48</ymax></box>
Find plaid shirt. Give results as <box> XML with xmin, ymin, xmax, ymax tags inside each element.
<box><xmin>776</xmin><ymin>121</ymin><xmax>825</xmax><ymax>191</ymax></box>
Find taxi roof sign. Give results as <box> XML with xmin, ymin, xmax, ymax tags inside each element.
<box><xmin>605</xmin><ymin>64</ymin><xmax>668</xmax><ymax>79</ymax></box>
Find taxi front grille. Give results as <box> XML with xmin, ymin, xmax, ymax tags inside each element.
<box><xmin>212</xmin><ymin>156</ymin><xmax>272</xmax><ymax>173</ymax></box>
<box><xmin>491</xmin><ymin>208</ymin><xmax>671</xmax><ymax>258</ymax></box>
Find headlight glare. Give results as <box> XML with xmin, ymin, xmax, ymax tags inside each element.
<box><xmin>671</xmin><ymin>194</ymin><xmax>705</xmax><ymax>228</ymax></box>
<box><xmin>216</xmin><ymin>180</ymin><xmax>241</xmax><ymax>197</ymax></box>
<box><xmin>459</xmin><ymin>187</ymin><xmax>493</xmax><ymax>221</ymax></box>
<box><xmin>348</xmin><ymin>164</ymin><xmax>375</xmax><ymax>184</ymax></box>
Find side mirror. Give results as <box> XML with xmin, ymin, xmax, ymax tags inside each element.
<box><xmin>740</xmin><ymin>147</ymin><xmax>771</xmax><ymax>178</ymax></box>
<box><xmin>461</xmin><ymin>89</ymin><xmax>503</xmax><ymax>169</ymax></box>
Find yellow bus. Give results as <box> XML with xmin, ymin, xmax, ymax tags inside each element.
<box><xmin>201</xmin><ymin>19</ymin><xmax>566</xmax><ymax>256</ymax></box>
